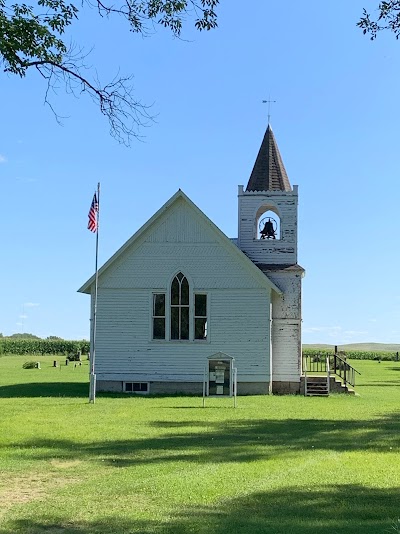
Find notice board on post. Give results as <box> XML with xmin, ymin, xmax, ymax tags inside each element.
<box><xmin>203</xmin><ymin>352</ymin><xmax>237</xmax><ymax>407</ymax></box>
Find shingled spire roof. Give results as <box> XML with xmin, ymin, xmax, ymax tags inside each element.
<box><xmin>246</xmin><ymin>124</ymin><xmax>292</xmax><ymax>192</ymax></box>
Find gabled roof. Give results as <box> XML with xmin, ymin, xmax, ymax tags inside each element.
<box><xmin>78</xmin><ymin>190</ymin><xmax>282</xmax><ymax>295</ymax></box>
<box><xmin>246</xmin><ymin>124</ymin><xmax>292</xmax><ymax>192</ymax></box>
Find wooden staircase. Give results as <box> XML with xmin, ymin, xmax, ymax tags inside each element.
<box><xmin>302</xmin><ymin>352</ymin><xmax>360</xmax><ymax>397</ymax></box>
<box><xmin>305</xmin><ymin>376</ymin><xmax>329</xmax><ymax>397</ymax></box>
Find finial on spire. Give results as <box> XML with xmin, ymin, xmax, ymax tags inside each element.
<box><xmin>262</xmin><ymin>97</ymin><xmax>276</xmax><ymax>125</ymax></box>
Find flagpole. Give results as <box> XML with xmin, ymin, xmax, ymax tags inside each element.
<box><xmin>89</xmin><ymin>182</ymin><xmax>100</xmax><ymax>403</ymax></box>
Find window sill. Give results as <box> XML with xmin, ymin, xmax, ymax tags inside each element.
<box><xmin>150</xmin><ymin>339</ymin><xmax>209</xmax><ymax>344</ymax></box>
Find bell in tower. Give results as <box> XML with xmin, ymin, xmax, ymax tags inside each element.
<box><xmin>259</xmin><ymin>217</ymin><xmax>277</xmax><ymax>240</ymax></box>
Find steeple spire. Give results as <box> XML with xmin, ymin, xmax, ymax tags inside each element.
<box><xmin>246</xmin><ymin>125</ymin><xmax>292</xmax><ymax>192</ymax></box>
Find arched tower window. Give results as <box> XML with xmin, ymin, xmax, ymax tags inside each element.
<box><xmin>256</xmin><ymin>206</ymin><xmax>281</xmax><ymax>240</ymax></box>
<box><xmin>170</xmin><ymin>272</ymin><xmax>189</xmax><ymax>340</ymax></box>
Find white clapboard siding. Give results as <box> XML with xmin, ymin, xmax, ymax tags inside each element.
<box><xmin>100</xmin><ymin>243</ymin><xmax>268</xmax><ymax>290</ymax></box>
<box><xmin>98</xmin><ymin>197</ymin><xmax>276</xmax><ymax>291</ymax></box>
<box><xmin>269</xmin><ymin>272</ymin><xmax>302</xmax><ymax>320</ymax></box>
<box><xmin>269</xmin><ymin>271</ymin><xmax>302</xmax><ymax>382</ymax></box>
<box><xmin>272</xmin><ymin>320</ymin><xmax>301</xmax><ymax>382</ymax></box>
<box><xmin>95</xmin><ymin>287</ymin><xmax>271</xmax><ymax>383</ymax></box>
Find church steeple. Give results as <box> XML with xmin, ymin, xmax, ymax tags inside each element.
<box><xmin>246</xmin><ymin>124</ymin><xmax>292</xmax><ymax>192</ymax></box>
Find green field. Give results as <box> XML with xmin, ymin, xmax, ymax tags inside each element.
<box><xmin>0</xmin><ymin>355</ymin><xmax>400</xmax><ymax>533</ymax></box>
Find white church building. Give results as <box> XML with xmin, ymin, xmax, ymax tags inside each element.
<box><xmin>79</xmin><ymin>125</ymin><xmax>305</xmax><ymax>395</ymax></box>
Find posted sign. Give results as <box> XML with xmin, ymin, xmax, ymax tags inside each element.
<box><xmin>203</xmin><ymin>353</ymin><xmax>237</xmax><ymax>407</ymax></box>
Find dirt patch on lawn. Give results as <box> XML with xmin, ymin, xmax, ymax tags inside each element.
<box><xmin>50</xmin><ymin>459</ymin><xmax>82</xmax><ymax>469</ymax></box>
<box><xmin>0</xmin><ymin>471</ymin><xmax>81</xmax><ymax>518</ymax></box>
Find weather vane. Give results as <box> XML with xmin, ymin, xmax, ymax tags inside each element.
<box><xmin>262</xmin><ymin>97</ymin><xmax>276</xmax><ymax>124</ymax></box>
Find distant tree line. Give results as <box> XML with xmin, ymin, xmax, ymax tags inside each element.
<box><xmin>0</xmin><ymin>332</ymin><xmax>64</xmax><ymax>340</ymax></box>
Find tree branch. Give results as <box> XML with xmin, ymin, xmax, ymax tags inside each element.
<box><xmin>24</xmin><ymin>58</ymin><xmax>154</xmax><ymax>145</ymax></box>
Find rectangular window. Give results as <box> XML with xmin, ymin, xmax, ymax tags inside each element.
<box><xmin>170</xmin><ymin>306</ymin><xmax>179</xmax><ymax>340</ymax></box>
<box><xmin>170</xmin><ymin>306</ymin><xmax>190</xmax><ymax>340</ymax></box>
<box><xmin>152</xmin><ymin>294</ymin><xmax>165</xmax><ymax>339</ymax></box>
<box><xmin>194</xmin><ymin>294</ymin><xmax>207</xmax><ymax>340</ymax></box>
<box><xmin>124</xmin><ymin>382</ymin><xmax>149</xmax><ymax>393</ymax></box>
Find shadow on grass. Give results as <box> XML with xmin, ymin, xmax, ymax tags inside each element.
<box><xmin>0</xmin><ymin>382</ymin><xmax>88</xmax><ymax>398</ymax></box>
<box><xmin>4</xmin><ymin>412</ymin><xmax>400</xmax><ymax>465</ymax></box>
<box><xmin>3</xmin><ymin>484</ymin><xmax>400</xmax><ymax>533</ymax></box>
<box><xmin>360</xmin><ymin>381</ymin><xmax>400</xmax><ymax>386</ymax></box>
<box><xmin>0</xmin><ymin>384</ymin><xmax>197</xmax><ymax>399</ymax></box>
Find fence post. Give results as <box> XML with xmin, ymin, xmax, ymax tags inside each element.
<box><xmin>327</xmin><ymin>355</ymin><xmax>330</xmax><ymax>394</ymax></box>
<box><xmin>304</xmin><ymin>360</ymin><xmax>307</xmax><ymax>396</ymax></box>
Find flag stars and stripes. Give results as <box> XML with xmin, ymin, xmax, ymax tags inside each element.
<box><xmin>88</xmin><ymin>193</ymin><xmax>99</xmax><ymax>232</ymax></box>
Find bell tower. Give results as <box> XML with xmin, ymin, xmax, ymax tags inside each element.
<box><xmin>238</xmin><ymin>124</ymin><xmax>304</xmax><ymax>394</ymax></box>
<box><xmin>237</xmin><ymin>124</ymin><xmax>298</xmax><ymax>265</ymax></box>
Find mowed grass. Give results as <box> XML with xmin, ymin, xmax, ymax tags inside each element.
<box><xmin>0</xmin><ymin>356</ymin><xmax>400</xmax><ymax>533</ymax></box>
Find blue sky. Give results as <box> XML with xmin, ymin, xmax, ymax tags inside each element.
<box><xmin>1</xmin><ymin>0</ymin><xmax>399</xmax><ymax>344</ymax></box>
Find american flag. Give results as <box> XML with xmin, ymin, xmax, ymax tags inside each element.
<box><xmin>87</xmin><ymin>193</ymin><xmax>99</xmax><ymax>232</ymax></box>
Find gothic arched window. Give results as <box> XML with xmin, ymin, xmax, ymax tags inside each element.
<box><xmin>170</xmin><ymin>272</ymin><xmax>190</xmax><ymax>340</ymax></box>
<box><xmin>152</xmin><ymin>272</ymin><xmax>208</xmax><ymax>341</ymax></box>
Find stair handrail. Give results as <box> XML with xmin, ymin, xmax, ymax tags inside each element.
<box><xmin>332</xmin><ymin>353</ymin><xmax>361</xmax><ymax>388</ymax></box>
<box><xmin>302</xmin><ymin>350</ymin><xmax>361</xmax><ymax>390</ymax></box>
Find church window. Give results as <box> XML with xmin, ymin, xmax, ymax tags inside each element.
<box><xmin>170</xmin><ymin>273</ymin><xmax>190</xmax><ymax>340</ymax></box>
<box><xmin>152</xmin><ymin>274</ymin><xmax>208</xmax><ymax>341</ymax></box>
<box><xmin>194</xmin><ymin>294</ymin><xmax>207</xmax><ymax>340</ymax></box>
<box><xmin>152</xmin><ymin>293</ymin><xmax>166</xmax><ymax>340</ymax></box>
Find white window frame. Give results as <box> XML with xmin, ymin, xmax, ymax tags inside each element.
<box><xmin>150</xmin><ymin>274</ymin><xmax>209</xmax><ymax>342</ymax></box>
<box><xmin>194</xmin><ymin>292</ymin><xmax>208</xmax><ymax>342</ymax></box>
<box><xmin>123</xmin><ymin>382</ymin><xmax>150</xmax><ymax>395</ymax></box>
<box><xmin>152</xmin><ymin>292</ymin><xmax>166</xmax><ymax>340</ymax></box>
<box><xmin>170</xmin><ymin>272</ymin><xmax>190</xmax><ymax>341</ymax></box>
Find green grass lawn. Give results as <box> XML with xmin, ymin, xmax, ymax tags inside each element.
<box><xmin>0</xmin><ymin>355</ymin><xmax>399</xmax><ymax>533</ymax></box>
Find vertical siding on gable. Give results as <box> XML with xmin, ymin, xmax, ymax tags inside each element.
<box><xmin>146</xmin><ymin>202</ymin><xmax>216</xmax><ymax>243</ymax></box>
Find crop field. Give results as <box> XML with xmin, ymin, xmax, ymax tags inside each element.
<box><xmin>0</xmin><ymin>355</ymin><xmax>399</xmax><ymax>533</ymax></box>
